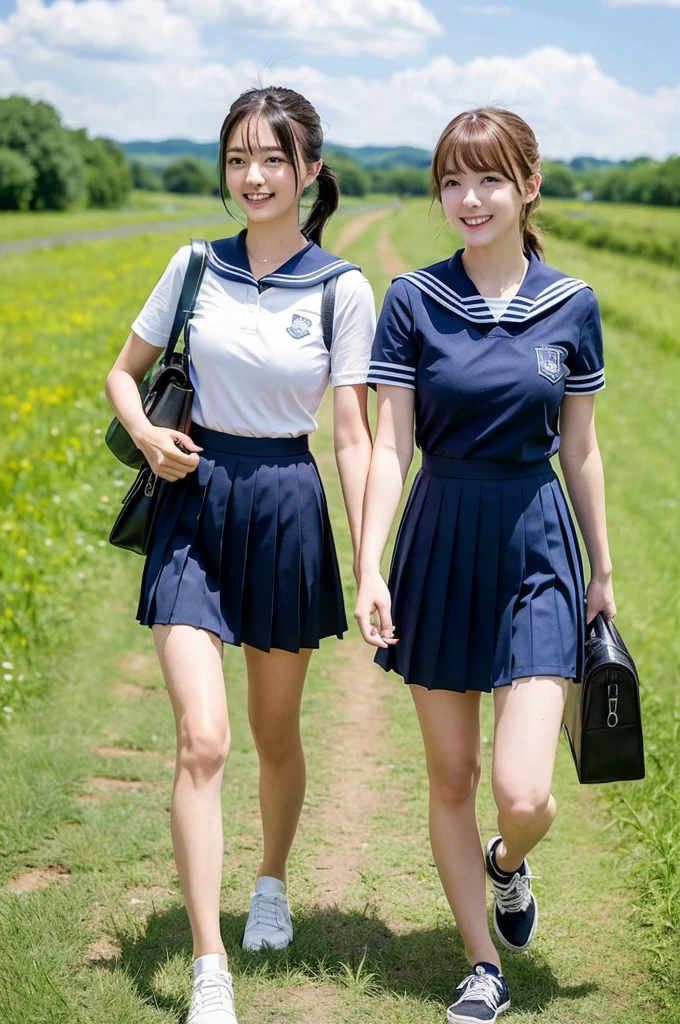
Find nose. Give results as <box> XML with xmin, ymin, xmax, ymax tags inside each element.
<box><xmin>462</xmin><ymin>188</ymin><xmax>481</xmax><ymax>208</ymax></box>
<box><xmin>245</xmin><ymin>162</ymin><xmax>265</xmax><ymax>186</ymax></box>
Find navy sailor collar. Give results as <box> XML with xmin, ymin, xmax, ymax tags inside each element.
<box><xmin>397</xmin><ymin>249</ymin><xmax>589</xmax><ymax>324</ymax></box>
<box><xmin>206</xmin><ymin>229</ymin><xmax>360</xmax><ymax>289</ymax></box>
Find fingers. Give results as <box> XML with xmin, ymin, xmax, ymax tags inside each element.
<box><xmin>354</xmin><ymin>596</ymin><xmax>399</xmax><ymax>649</ymax></box>
<box><xmin>173</xmin><ymin>431</ymin><xmax>203</xmax><ymax>454</ymax></box>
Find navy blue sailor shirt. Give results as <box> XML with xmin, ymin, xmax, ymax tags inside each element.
<box><xmin>367</xmin><ymin>249</ymin><xmax>605</xmax><ymax>464</ymax></box>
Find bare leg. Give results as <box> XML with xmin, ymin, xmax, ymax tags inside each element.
<box><xmin>244</xmin><ymin>645</ymin><xmax>312</xmax><ymax>885</ymax></box>
<box><xmin>153</xmin><ymin>624</ymin><xmax>230</xmax><ymax>958</ymax></box>
<box><xmin>492</xmin><ymin>675</ymin><xmax>568</xmax><ymax>873</ymax></box>
<box><xmin>410</xmin><ymin>685</ymin><xmax>500</xmax><ymax>970</ymax></box>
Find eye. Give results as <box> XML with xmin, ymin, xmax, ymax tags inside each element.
<box><xmin>266</xmin><ymin>156</ymin><xmax>283</xmax><ymax>164</ymax></box>
<box><xmin>227</xmin><ymin>157</ymin><xmax>245</xmax><ymax>166</ymax></box>
<box><xmin>443</xmin><ymin>178</ymin><xmax>459</xmax><ymax>188</ymax></box>
<box><xmin>482</xmin><ymin>175</ymin><xmax>501</xmax><ymax>183</ymax></box>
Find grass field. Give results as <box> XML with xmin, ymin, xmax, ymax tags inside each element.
<box><xmin>0</xmin><ymin>201</ymin><xmax>678</xmax><ymax>1023</ymax></box>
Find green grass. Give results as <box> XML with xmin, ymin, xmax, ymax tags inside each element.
<box><xmin>0</xmin><ymin>202</ymin><xmax>678</xmax><ymax>1022</ymax></box>
<box><xmin>537</xmin><ymin>197</ymin><xmax>680</xmax><ymax>269</ymax></box>
<box><xmin>0</xmin><ymin>192</ymin><xmax>392</xmax><ymax>246</ymax></box>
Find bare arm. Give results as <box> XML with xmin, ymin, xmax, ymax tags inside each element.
<box><xmin>558</xmin><ymin>394</ymin><xmax>616</xmax><ymax>621</ymax></box>
<box><xmin>333</xmin><ymin>384</ymin><xmax>373</xmax><ymax>581</ymax></box>
<box><xmin>354</xmin><ymin>385</ymin><xmax>415</xmax><ymax>646</ymax></box>
<box><xmin>105</xmin><ymin>331</ymin><xmax>202</xmax><ymax>481</ymax></box>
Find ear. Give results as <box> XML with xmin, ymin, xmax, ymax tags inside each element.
<box><xmin>524</xmin><ymin>172</ymin><xmax>542</xmax><ymax>203</ymax></box>
<box><xmin>303</xmin><ymin>158</ymin><xmax>323</xmax><ymax>190</ymax></box>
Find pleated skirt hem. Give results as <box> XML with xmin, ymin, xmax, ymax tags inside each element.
<box><xmin>137</xmin><ymin>429</ymin><xmax>347</xmax><ymax>655</ymax></box>
<box><xmin>375</xmin><ymin>455</ymin><xmax>585</xmax><ymax>693</ymax></box>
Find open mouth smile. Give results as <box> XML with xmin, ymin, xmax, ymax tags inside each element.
<box><xmin>461</xmin><ymin>215</ymin><xmax>492</xmax><ymax>228</ymax></box>
<box><xmin>244</xmin><ymin>193</ymin><xmax>274</xmax><ymax>204</ymax></box>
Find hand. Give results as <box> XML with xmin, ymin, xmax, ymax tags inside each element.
<box><xmin>135</xmin><ymin>425</ymin><xmax>203</xmax><ymax>482</ymax></box>
<box><xmin>354</xmin><ymin>572</ymin><xmax>398</xmax><ymax>648</ymax></box>
<box><xmin>585</xmin><ymin>574</ymin><xmax>616</xmax><ymax>624</ymax></box>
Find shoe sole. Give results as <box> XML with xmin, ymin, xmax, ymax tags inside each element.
<box><xmin>241</xmin><ymin>935</ymin><xmax>292</xmax><ymax>952</ymax></box>
<box><xmin>447</xmin><ymin>997</ymin><xmax>511</xmax><ymax>1023</ymax></box>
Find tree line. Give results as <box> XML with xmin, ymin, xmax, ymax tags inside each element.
<box><xmin>1</xmin><ymin>94</ymin><xmax>679</xmax><ymax>211</ymax></box>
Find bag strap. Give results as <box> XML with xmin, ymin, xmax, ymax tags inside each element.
<box><xmin>321</xmin><ymin>274</ymin><xmax>337</xmax><ymax>354</ymax></box>
<box><xmin>162</xmin><ymin>238</ymin><xmax>207</xmax><ymax>365</ymax></box>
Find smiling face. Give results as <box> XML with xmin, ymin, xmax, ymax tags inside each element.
<box><xmin>440</xmin><ymin>166</ymin><xmax>536</xmax><ymax>249</ymax></box>
<box><xmin>225</xmin><ymin>114</ymin><xmax>321</xmax><ymax>226</ymax></box>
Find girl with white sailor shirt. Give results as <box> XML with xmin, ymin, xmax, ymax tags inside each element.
<box><xmin>106</xmin><ymin>87</ymin><xmax>374</xmax><ymax>1024</ymax></box>
<box><xmin>355</xmin><ymin>108</ymin><xmax>616</xmax><ymax>1024</ymax></box>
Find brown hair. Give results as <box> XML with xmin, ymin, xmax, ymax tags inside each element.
<box><xmin>218</xmin><ymin>86</ymin><xmax>339</xmax><ymax>246</ymax></box>
<box><xmin>431</xmin><ymin>107</ymin><xmax>544</xmax><ymax>259</ymax></box>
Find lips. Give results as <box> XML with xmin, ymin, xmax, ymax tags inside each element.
<box><xmin>244</xmin><ymin>193</ymin><xmax>273</xmax><ymax>204</ymax></box>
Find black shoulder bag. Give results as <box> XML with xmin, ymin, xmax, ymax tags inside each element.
<box><xmin>108</xmin><ymin>239</ymin><xmax>207</xmax><ymax>555</ymax></box>
<box><xmin>563</xmin><ymin>613</ymin><xmax>645</xmax><ymax>784</ymax></box>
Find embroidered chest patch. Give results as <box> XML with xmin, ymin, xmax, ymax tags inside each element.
<box><xmin>286</xmin><ymin>314</ymin><xmax>312</xmax><ymax>340</ymax></box>
<box><xmin>535</xmin><ymin>345</ymin><xmax>568</xmax><ymax>384</ymax></box>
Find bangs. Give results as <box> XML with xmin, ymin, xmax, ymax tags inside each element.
<box><xmin>433</xmin><ymin>116</ymin><xmax>522</xmax><ymax>191</ymax></box>
<box><xmin>222</xmin><ymin>101</ymin><xmax>302</xmax><ymax>191</ymax></box>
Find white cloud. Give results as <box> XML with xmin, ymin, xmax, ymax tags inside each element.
<box><xmin>1</xmin><ymin>43</ymin><xmax>678</xmax><ymax>160</ymax></box>
<box><xmin>171</xmin><ymin>0</ymin><xmax>444</xmax><ymax>57</ymax></box>
<box><xmin>4</xmin><ymin>0</ymin><xmax>203</xmax><ymax>61</ymax></box>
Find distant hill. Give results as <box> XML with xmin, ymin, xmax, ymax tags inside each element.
<box><xmin>120</xmin><ymin>139</ymin><xmax>433</xmax><ymax>170</ymax></box>
<box><xmin>120</xmin><ymin>139</ymin><xmax>638</xmax><ymax>176</ymax></box>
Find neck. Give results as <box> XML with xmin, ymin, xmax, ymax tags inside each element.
<box><xmin>245</xmin><ymin>213</ymin><xmax>308</xmax><ymax>264</ymax></box>
<box><xmin>461</xmin><ymin>233</ymin><xmax>528</xmax><ymax>298</ymax></box>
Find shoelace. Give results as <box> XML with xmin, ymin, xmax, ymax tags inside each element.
<box><xmin>249</xmin><ymin>891</ymin><xmax>285</xmax><ymax>930</ymax></box>
<box><xmin>456</xmin><ymin>970</ymin><xmax>504</xmax><ymax>1009</ymax></box>
<box><xmin>494</xmin><ymin>869</ymin><xmax>535</xmax><ymax>914</ymax></box>
<box><xmin>188</xmin><ymin>972</ymin><xmax>234</xmax><ymax>1021</ymax></box>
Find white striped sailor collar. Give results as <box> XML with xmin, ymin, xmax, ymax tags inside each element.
<box><xmin>206</xmin><ymin>229</ymin><xmax>360</xmax><ymax>289</ymax></box>
<box><xmin>397</xmin><ymin>248</ymin><xmax>590</xmax><ymax>324</ymax></box>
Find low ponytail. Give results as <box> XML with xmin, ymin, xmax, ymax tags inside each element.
<box><xmin>302</xmin><ymin>164</ymin><xmax>340</xmax><ymax>246</ymax></box>
<box><xmin>521</xmin><ymin>193</ymin><xmax>544</xmax><ymax>260</ymax></box>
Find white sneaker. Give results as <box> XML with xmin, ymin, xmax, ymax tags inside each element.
<box><xmin>187</xmin><ymin>954</ymin><xmax>238</xmax><ymax>1024</ymax></box>
<box><xmin>242</xmin><ymin>876</ymin><xmax>293</xmax><ymax>952</ymax></box>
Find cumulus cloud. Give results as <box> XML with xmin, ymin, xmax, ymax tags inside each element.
<box><xmin>4</xmin><ymin>0</ymin><xmax>203</xmax><ymax>61</ymax></box>
<box><xmin>604</xmin><ymin>0</ymin><xmax>680</xmax><ymax>6</ymax></box>
<box><xmin>171</xmin><ymin>0</ymin><xmax>444</xmax><ymax>57</ymax></box>
<box><xmin>1</xmin><ymin>41</ymin><xmax>678</xmax><ymax>160</ymax></box>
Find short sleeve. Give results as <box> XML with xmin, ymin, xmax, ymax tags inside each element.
<box><xmin>329</xmin><ymin>271</ymin><xmax>376</xmax><ymax>386</ymax></box>
<box><xmin>367</xmin><ymin>278</ymin><xmax>418</xmax><ymax>389</ymax></box>
<box><xmin>131</xmin><ymin>246</ymin><xmax>191</xmax><ymax>348</ymax></box>
<box><xmin>564</xmin><ymin>289</ymin><xmax>605</xmax><ymax>395</ymax></box>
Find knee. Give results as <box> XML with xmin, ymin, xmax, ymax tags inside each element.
<box><xmin>430</xmin><ymin>759</ymin><xmax>481</xmax><ymax>811</ymax></box>
<box><xmin>496</xmin><ymin>788</ymin><xmax>552</xmax><ymax>829</ymax></box>
<box><xmin>249</xmin><ymin>717</ymin><xmax>300</xmax><ymax>767</ymax></box>
<box><xmin>177</xmin><ymin>720</ymin><xmax>230</xmax><ymax>780</ymax></box>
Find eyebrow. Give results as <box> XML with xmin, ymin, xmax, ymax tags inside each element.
<box><xmin>226</xmin><ymin>146</ymin><xmax>284</xmax><ymax>154</ymax></box>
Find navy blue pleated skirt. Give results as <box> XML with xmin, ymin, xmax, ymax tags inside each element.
<box><xmin>375</xmin><ymin>454</ymin><xmax>586</xmax><ymax>692</ymax></box>
<box><xmin>137</xmin><ymin>426</ymin><xmax>347</xmax><ymax>653</ymax></box>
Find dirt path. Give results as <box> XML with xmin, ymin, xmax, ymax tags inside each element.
<box><xmin>376</xmin><ymin>221</ymin><xmax>408</xmax><ymax>277</ymax></box>
<box><xmin>334</xmin><ymin>207</ymin><xmax>395</xmax><ymax>255</ymax></box>
<box><xmin>310</xmin><ymin>640</ymin><xmax>392</xmax><ymax>908</ymax></box>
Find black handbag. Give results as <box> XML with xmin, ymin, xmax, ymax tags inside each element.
<box><xmin>563</xmin><ymin>613</ymin><xmax>645</xmax><ymax>784</ymax></box>
<box><xmin>105</xmin><ymin>238</ymin><xmax>207</xmax><ymax>469</ymax></box>
<box><xmin>108</xmin><ymin>239</ymin><xmax>207</xmax><ymax>555</ymax></box>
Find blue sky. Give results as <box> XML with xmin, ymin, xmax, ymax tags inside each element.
<box><xmin>0</xmin><ymin>0</ymin><xmax>678</xmax><ymax>158</ymax></box>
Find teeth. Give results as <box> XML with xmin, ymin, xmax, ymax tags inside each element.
<box><xmin>246</xmin><ymin>194</ymin><xmax>272</xmax><ymax>201</ymax></box>
<box><xmin>463</xmin><ymin>216</ymin><xmax>491</xmax><ymax>225</ymax></box>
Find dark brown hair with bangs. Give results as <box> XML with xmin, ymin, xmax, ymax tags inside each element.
<box><xmin>218</xmin><ymin>86</ymin><xmax>339</xmax><ymax>246</ymax></box>
<box><xmin>431</xmin><ymin>107</ymin><xmax>544</xmax><ymax>258</ymax></box>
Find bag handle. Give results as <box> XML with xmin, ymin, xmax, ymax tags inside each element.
<box><xmin>162</xmin><ymin>238</ymin><xmax>207</xmax><ymax>365</ymax></box>
<box><xmin>321</xmin><ymin>274</ymin><xmax>337</xmax><ymax>354</ymax></box>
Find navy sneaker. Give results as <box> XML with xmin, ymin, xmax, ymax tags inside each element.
<box><xmin>486</xmin><ymin>835</ymin><xmax>538</xmax><ymax>951</ymax></box>
<box><xmin>447</xmin><ymin>963</ymin><xmax>511</xmax><ymax>1023</ymax></box>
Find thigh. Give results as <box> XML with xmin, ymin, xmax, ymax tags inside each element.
<box><xmin>492</xmin><ymin>676</ymin><xmax>567</xmax><ymax>802</ymax></box>
<box><xmin>410</xmin><ymin>685</ymin><xmax>482</xmax><ymax>781</ymax></box>
<box><xmin>153</xmin><ymin>624</ymin><xmax>228</xmax><ymax>732</ymax></box>
<box><xmin>244</xmin><ymin>645</ymin><xmax>312</xmax><ymax>740</ymax></box>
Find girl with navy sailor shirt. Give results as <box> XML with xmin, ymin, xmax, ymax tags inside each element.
<box><xmin>355</xmin><ymin>108</ymin><xmax>615</xmax><ymax>1024</ymax></box>
<box><xmin>106</xmin><ymin>87</ymin><xmax>374</xmax><ymax>1024</ymax></box>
